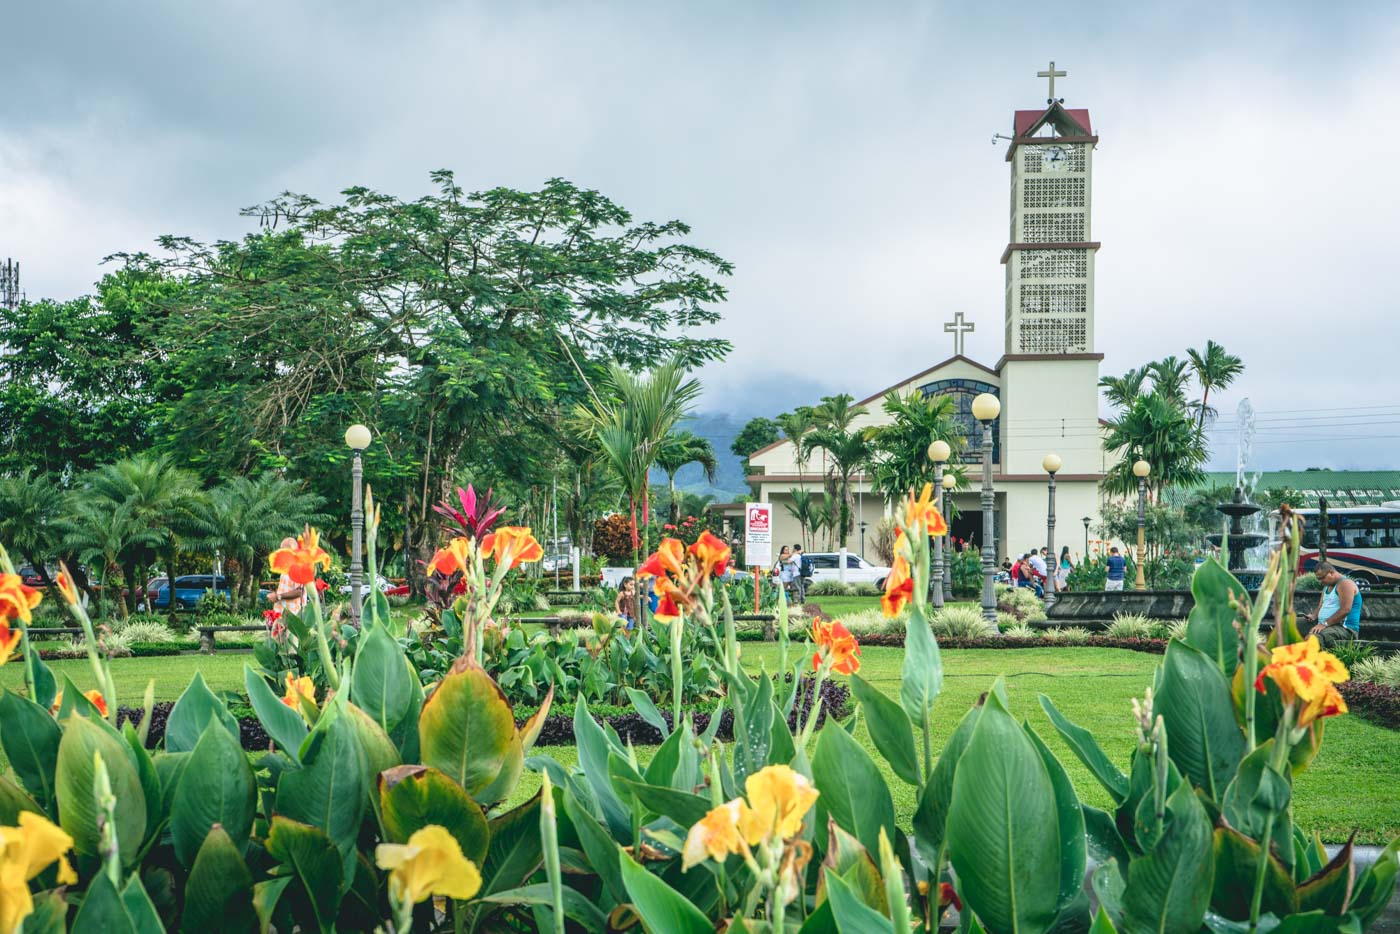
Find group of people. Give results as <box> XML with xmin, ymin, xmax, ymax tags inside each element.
<box><xmin>773</xmin><ymin>544</ymin><xmax>810</xmax><ymax>604</ymax></box>
<box><xmin>1004</xmin><ymin>546</ymin><xmax>1074</xmax><ymax>598</ymax></box>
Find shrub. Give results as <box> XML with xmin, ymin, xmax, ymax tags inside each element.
<box><xmin>113</xmin><ymin>619</ymin><xmax>180</xmax><ymax>644</ymax></box>
<box><xmin>832</xmin><ymin>608</ymin><xmax>902</xmax><ymax>638</ymax></box>
<box><xmin>1042</xmin><ymin>625</ymin><xmax>1091</xmax><ymax>643</ymax></box>
<box><xmin>1165</xmin><ymin>618</ymin><xmax>1190</xmax><ymax>642</ymax></box>
<box><xmin>1002</xmin><ymin>622</ymin><xmax>1039</xmax><ymax>639</ymax></box>
<box><xmin>1107</xmin><ymin>612</ymin><xmax>1157</xmax><ymax>640</ymax></box>
<box><xmin>849</xmin><ymin>582</ymin><xmax>881</xmax><ymax>597</ymax></box>
<box><xmin>592</xmin><ymin>513</ymin><xmax>636</xmax><ymax>563</ymax></box>
<box><xmin>996</xmin><ymin>612</ymin><xmax>1023</xmax><ymax>633</ymax></box>
<box><xmin>997</xmin><ymin>585</ymin><xmax>1046</xmax><ymax>623</ymax></box>
<box><xmin>1351</xmin><ymin>653</ymin><xmax>1400</xmax><ymax>687</ymax></box>
<box><xmin>807</xmin><ymin>580</ymin><xmax>855</xmax><ymax>597</ymax></box>
<box><xmin>1328</xmin><ymin>640</ymin><xmax>1376</xmax><ymax>671</ymax></box>
<box><xmin>930</xmin><ymin>604</ymin><xmax>998</xmax><ymax>639</ymax></box>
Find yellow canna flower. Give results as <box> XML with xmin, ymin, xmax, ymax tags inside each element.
<box><xmin>744</xmin><ymin>765</ymin><xmax>819</xmax><ymax>842</ymax></box>
<box><xmin>1255</xmin><ymin>636</ymin><xmax>1350</xmax><ymax>727</ymax></box>
<box><xmin>0</xmin><ymin>574</ymin><xmax>41</xmax><ymax>626</ymax></box>
<box><xmin>281</xmin><ymin>673</ymin><xmax>317</xmax><ymax>720</ymax></box>
<box><xmin>429</xmin><ymin>537</ymin><xmax>474</xmax><ymax>577</ymax></box>
<box><xmin>375</xmin><ymin>824</ymin><xmax>482</xmax><ymax>904</ymax></box>
<box><xmin>681</xmin><ymin>799</ymin><xmax>753</xmax><ymax>870</ymax></box>
<box><xmin>0</xmin><ymin>812</ymin><xmax>77</xmax><ymax>932</ymax></box>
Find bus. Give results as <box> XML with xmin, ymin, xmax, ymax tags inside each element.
<box><xmin>1293</xmin><ymin>503</ymin><xmax>1400</xmax><ymax>590</ymax></box>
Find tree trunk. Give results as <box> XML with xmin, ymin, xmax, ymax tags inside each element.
<box><xmin>166</xmin><ymin>546</ymin><xmax>180</xmax><ymax>625</ymax></box>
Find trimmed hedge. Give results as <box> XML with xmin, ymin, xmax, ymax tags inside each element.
<box><xmin>1339</xmin><ymin>681</ymin><xmax>1400</xmax><ymax>731</ymax></box>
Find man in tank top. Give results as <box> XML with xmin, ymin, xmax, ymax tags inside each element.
<box><xmin>1301</xmin><ymin>561</ymin><xmax>1362</xmax><ymax>648</ymax></box>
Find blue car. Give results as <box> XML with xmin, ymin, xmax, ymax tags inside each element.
<box><xmin>149</xmin><ymin>575</ymin><xmax>267</xmax><ymax>610</ymax></box>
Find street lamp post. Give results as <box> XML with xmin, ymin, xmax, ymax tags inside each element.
<box><xmin>1082</xmin><ymin>516</ymin><xmax>1091</xmax><ymax>562</ymax></box>
<box><xmin>927</xmin><ymin>440</ymin><xmax>951</xmax><ymax>608</ymax></box>
<box><xmin>971</xmin><ymin>393</ymin><xmax>1001</xmax><ymax>623</ymax></box>
<box><xmin>941</xmin><ymin>472</ymin><xmax>957</xmax><ymax>602</ymax></box>
<box><xmin>345</xmin><ymin>424</ymin><xmax>372</xmax><ymax>626</ymax></box>
<box><xmin>1043</xmin><ymin>453</ymin><xmax>1061</xmax><ymax>607</ymax></box>
<box><xmin>1133</xmin><ymin>459</ymin><xmax>1151</xmax><ymax>590</ymax></box>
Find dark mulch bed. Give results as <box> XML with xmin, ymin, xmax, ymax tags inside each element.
<box><xmin>114</xmin><ymin>679</ymin><xmax>852</xmax><ymax>753</ymax></box>
<box><xmin>1339</xmin><ymin>681</ymin><xmax>1400</xmax><ymax>731</ymax></box>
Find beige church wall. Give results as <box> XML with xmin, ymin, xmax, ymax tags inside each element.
<box><xmin>1000</xmin><ymin>479</ymin><xmax>1102</xmax><ymax>566</ymax></box>
<box><xmin>998</xmin><ymin>358</ymin><xmax>1103</xmax><ymax>476</ymax></box>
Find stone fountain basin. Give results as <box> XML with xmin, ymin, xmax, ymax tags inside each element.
<box><xmin>1204</xmin><ymin>533</ymin><xmax>1269</xmax><ymax>548</ymax></box>
<box><xmin>1216</xmin><ymin>502</ymin><xmax>1263</xmax><ymax>518</ymax></box>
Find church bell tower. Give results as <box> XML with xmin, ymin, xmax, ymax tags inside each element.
<box><xmin>1003</xmin><ymin>62</ymin><xmax>1099</xmax><ymax>355</ymax></box>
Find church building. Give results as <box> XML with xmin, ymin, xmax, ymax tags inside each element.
<box><xmin>745</xmin><ymin>66</ymin><xmax>1109</xmax><ymax>564</ymax></box>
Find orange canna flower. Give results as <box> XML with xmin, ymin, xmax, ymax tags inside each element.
<box><xmin>811</xmin><ymin>618</ymin><xmax>861</xmax><ymax>674</ymax></box>
<box><xmin>480</xmin><ymin>527</ymin><xmax>544</xmax><ymax>570</ymax></box>
<box><xmin>55</xmin><ymin>567</ymin><xmax>80</xmax><ymax>606</ymax></box>
<box><xmin>268</xmin><ymin>527</ymin><xmax>332</xmax><ymax>586</ymax></box>
<box><xmin>637</xmin><ymin>538</ymin><xmax>686</xmax><ymax>580</ymax></box>
<box><xmin>687</xmin><ymin>531</ymin><xmax>732</xmax><ymax>578</ymax></box>
<box><xmin>0</xmin><ymin>623</ymin><xmax>19</xmax><ymax>666</ymax></box>
<box><xmin>84</xmin><ymin>691</ymin><xmax>107</xmax><ymax>717</ymax></box>
<box><xmin>0</xmin><ymin>574</ymin><xmax>42</xmax><ymax>626</ymax></box>
<box><xmin>651</xmin><ymin>577</ymin><xmax>687</xmax><ymax>623</ymax></box>
<box><xmin>281</xmin><ymin>673</ymin><xmax>317</xmax><ymax>711</ymax></box>
<box><xmin>881</xmin><ymin>551</ymin><xmax>914</xmax><ymax>619</ymax></box>
<box><xmin>429</xmin><ymin>537</ymin><xmax>473</xmax><ymax>577</ymax></box>
<box><xmin>1254</xmin><ymin>636</ymin><xmax>1350</xmax><ymax>727</ymax></box>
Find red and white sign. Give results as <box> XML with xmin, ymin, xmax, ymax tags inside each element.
<box><xmin>744</xmin><ymin>503</ymin><xmax>773</xmax><ymax>568</ymax></box>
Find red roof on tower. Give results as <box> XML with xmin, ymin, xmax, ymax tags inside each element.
<box><xmin>1014</xmin><ymin>106</ymin><xmax>1093</xmax><ymax>137</ymax></box>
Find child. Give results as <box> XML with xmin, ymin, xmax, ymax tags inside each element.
<box><xmin>615</xmin><ymin>576</ymin><xmax>637</xmax><ymax>630</ymax></box>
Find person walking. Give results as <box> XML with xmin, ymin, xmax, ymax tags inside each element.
<box><xmin>1104</xmin><ymin>546</ymin><xmax>1127</xmax><ymax>592</ymax></box>
<box><xmin>1057</xmin><ymin>546</ymin><xmax>1073</xmax><ymax>592</ymax></box>
<box><xmin>1301</xmin><ymin>561</ymin><xmax>1362</xmax><ymax>647</ymax></box>
<box><xmin>787</xmin><ymin>544</ymin><xmax>807</xmax><ymax>605</ymax></box>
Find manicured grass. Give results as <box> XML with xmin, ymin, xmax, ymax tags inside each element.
<box><xmin>799</xmin><ymin>595</ymin><xmax>979</xmax><ymax>619</ymax></box>
<box><xmin>9</xmin><ymin>645</ymin><xmax>1398</xmax><ymax>844</ymax></box>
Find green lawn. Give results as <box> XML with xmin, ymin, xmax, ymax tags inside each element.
<box><xmin>8</xmin><ymin>645</ymin><xmax>1397</xmax><ymax>845</ymax></box>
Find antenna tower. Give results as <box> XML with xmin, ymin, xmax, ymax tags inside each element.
<box><xmin>0</xmin><ymin>259</ymin><xmax>21</xmax><ymax>311</ymax></box>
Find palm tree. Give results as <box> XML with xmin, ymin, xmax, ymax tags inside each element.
<box><xmin>1187</xmin><ymin>340</ymin><xmax>1245</xmax><ymax>430</ymax></box>
<box><xmin>655</xmin><ymin>430</ymin><xmax>718</xmax><ymax>526</ymax></box>
<box><xmin>1099</xmin><ymin>366</ymin><xmax>1148</xmax><ymax>412</ymax></box>
<box><xmin>811</xmin><ymin>491</ymin><xmax>840</xmax><ymax>551</ymax></box>
<box><xmin>0</xmin><ymin>469</ymin><xmax>65</xmax><ymax>592</ymax></box>
<box><xmin>803</xmin><ymin>427</ymin><xmax>872</xmax><ymax>549</ymax></box>
<box><xmin>189</xmin><ymin>473</ymin><xmax>324</xmax><ymax>608</ymax></box>
<box><xmin>864</xmin><ymin>391</ymin><xmax>965</xmax><ymax>505</ymax></box>
<box><xmin>579</xmin><ymin>359</ymin><xmax>702</xmax><ymax>566</ymax></box>
<box><xmin>775</xmin><ymin>407</ymin><xmax>819</xmax><ymax>490</ymax></box>
<box><xmin>1145</xmin><ymin>356</ymin><xmax>1192</xmax><ymax>407</ymax></box>
<box><xmin>59</xmin><ymin>497</ymin><xmax>162</xmax><ymax>620</ymax></box>
<box><xmin>783</xmin><ymin>489</ymin><xmax>816</xmax><ymax>550</ymax></box>
<box><xmin>812</xmin><ymin>394</ymin><xmax>867</xmax><ymax>433</ymax></box>
<box><xmin>1101</xmin><ymin>391</ymin><xmax>1208</xmax><ymax>499</ymax></box>
<box><xmin>83</xmin><ymin>455</ymin><xmax>203</xmax><ymax>619</ymax></box>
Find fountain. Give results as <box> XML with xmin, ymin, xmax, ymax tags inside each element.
<box><xmin>1205</xmin><ymin>486</ymin><xmax>1269</xmax><ymax>588</ymax></box>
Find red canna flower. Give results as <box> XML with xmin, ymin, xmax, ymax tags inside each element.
<box><xmin>268</xmin><ymin>527</ymin><xmax>332</xmax><ymax>586</ymax></box>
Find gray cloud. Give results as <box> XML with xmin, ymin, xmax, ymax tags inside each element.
<box><xmin>3</xmin><ymin>0</ymin><xmax>1398</xmax><ymax>471</ymax></box>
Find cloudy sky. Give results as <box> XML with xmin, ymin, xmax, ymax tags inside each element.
<box><xmin>5</xmin><ymin>1</ymin><xmax>1399</xmax><ymax>472</ymax></box>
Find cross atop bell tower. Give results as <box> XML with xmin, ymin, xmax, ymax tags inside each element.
<box><xmin>1036</xmin><ymin>61</ymin><xmax>1066</xmax><ymax>103</ymax></box>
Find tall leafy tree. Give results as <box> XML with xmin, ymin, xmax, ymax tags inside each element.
<box><xmin>1101</xmin><ymin>391</ymin><xmax>1208</xmax><ymax>498</ymax></box>
<box><xmin>0</xmin><ymin>470</ymin><xmax>65</xmax><ymax>590</ymax></box>
<box><xmin>730</xmin><ymin>417</ymin><xmax>780</xmax><ymax>486</ymax></box>
<box><xmin>655</xmin><ymin>430</ymin><xmax>718</xmax><ymax>525</ymax></box>
<box><xmin>1098</xmin><ymin>366</ymin><xmax>1148</xmax><ymax>411</ymax></box>
<box><xmin>774</xmin><ymin>407</ymin><xmax>819</xmax><ymax>489</ymax></box>
<box><xmin>58</xmin><ymin>497</ymin><xmax>162</xmax><ymax>620</ymax></box>
<box><xmin>1186</xmin><ymin>340</ymin><xmax>1245</xmax><ymax>430</ymax></box>
<box><xmin>803</xmin><ymin>426</ymin><xmax>871</xmax><ymax>549</ymax></box>
<box><xmin>1145</xmin><ymin>356</ymin><xmax>1192</xmax><ymax>407</ymax></box>
<box><xmin>783</xmin><ymin>489</ymin><xmax>816</xmax><ymax>551</ymax></box>
<box><xmin>811</xmin><ymin>394</ymin><xmax>866</xmax><ymax>433</ymax></box>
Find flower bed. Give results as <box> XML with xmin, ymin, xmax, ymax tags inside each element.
<box><xmin>1339</xmin><ymin>681</ymin><xmax>1400</xmax><ymax>731</ymax></box>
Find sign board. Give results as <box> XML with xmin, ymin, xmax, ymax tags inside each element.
<box><xmin>744</xmin><ymin>503</ymin><xmax>773</xmax><ymax>569</ymax></box>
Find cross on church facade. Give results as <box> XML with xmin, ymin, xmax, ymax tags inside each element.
<box><xmin>944</xmin><ymin>312</ymin><xmax>975</xmax><ymax>356</ymax></box>
<box><xmin>1037</xmin><ymin>61</ymin><xmax>1066</xmax><ymax>102</ymax></box>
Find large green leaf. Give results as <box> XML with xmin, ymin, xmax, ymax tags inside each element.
<box><xmin>619</xmin><ymin>848</ymin><xmax>712</xmax><ymax>934</ymax></box>
<box><xmin>120</xmin><ymin>871</ymin><xmax>165</xmax><ymax>934</ymax></box>
<box><xmin>1221</xmin><ymin>741</ymin><xmax>1292</xmax><ymax>850</ymax></box>
<box><xmin>55</xmin><ymin>673</ymin><xmax>103</xmax><ymax>723</ymax></box>
<box><xmin>352</xmin><ymin>624</ymin><xmax>414</xmax><ymax>735</ymax></box>
<box><xmin>1350</xmin><ymin>838</ymin><xmax>1399</xmax><ymax>930</ymax></box>
<box><xmin>0</xmin><ymin>774</ymin><xmax>42</xmax><ymax>825</ymax></box>
<box><xmin>275</xmin><ymin>713</ymin><xmax>366</xmax><ymax>876</ymax></box>
<box><xmin>171</xmin><ymin>718</ymin><xmax>257</xmax><ymax>868</ymax></box>
<box><xmin>570</xmin><ymin>696</ymin><xmax>631</xmax><ymax>839</ymax></box>
<box><xmin>69</xmin><ymin>872</ymin><xmax>137</xmax><ymax>934</ymax></box>
<box><xmin>122</xmin><ymin>724</ymin><xmax>162</xmax><ymax>845</ymax></box>
<box><xmin>563</xmin><ymin>785</ymin><xmax>625</xmax><ymax>903</ymax></box>
<box><xmin>1184</xmin><ymin>559</ymin><xmax>1245</xmax><ymax>678</ymax></box>
<box><xmin>1211</xmin><ymin>825</ymin><xmax>1296</xmax><ymax>921</ymax></box>
<box><xmin>55</xmin><ymin>713</ymin><xmax>146</xmax><ymax>863</ymax></box>
<box><xmin>825</xmin><ymin>869</ymin><xmax>896</xmax><ymax>933</ymax></box>
<box><xmin>945</xmin><ymin>683</ymin><xmax>1063</xmax><ymax>934</ymax></box>
<box><xmin>419</xmin><ymin>663</ymin><xmax>518</xmax><ymax>801</ymax></box>
<box><xmin>623</xmin><ymin>780</ymin><xmax>712</xmax><ymax>828</ymax></box>
<box><xmin>626</xmin><ymin>687</ymin><xmax>670</xmax><ymax>739</ymax></box>
<box><xmin>900</xmin><ymin>604</ymin><xmax>943</xmax><ymax>726</ymax></box>
<box><xmin>1023</xmin><ymin>722</ymin><xmax>1086</xmax><ymax>916</ymax></box>
<box><xmin>182</xmin><ymin>825</ymin><xmax>256</xmax><ymax>934</ymax></box>
<box><xmin>342</xmin><ymin>703</ymin><xmax>401</xmax><ymax>795</ymax></box>
<box><xmin>812</xmin><ymin>719</ymin><xmax>896</xmax><ymax>860</ymax></box>
<box><xmin>21</xmin><ymin>890</ymin><xmax>68</xmax><ymax>934</ymax></box>
<box><xmin>165</xmin><ymin>672</ymin><xmax>239</xmax><ymax>754</ymax></box>
<box><xmin>1121</xmin><ymin>783</ymin><xmax>1215</xmax><ymax>934</ymax></box>
<box><xmin>242</xmin><ymin>665</ymin><xmax>307</xmax><ymax>762</ymax></box>
<box><xmin>481</xmin><ymin>792</ymin><xmax>544</xmax><ymax>897</ymax></box>
<box><xmin>264</xmin><ymin>816</ymin><xmax>344</xmax><ymax>934</ymax></box>
<box><xmin>1038</xmin><ymin>694</ymin><xmax>1129</xmax><ymax>805</ymax></box>
<box><xmin>850</xmin><ymin>674</ymin><xmax>920</xmax><ymax>787</ymax></box>
<box><xmin>30</xmin><ymin>655</ymin><xmax>57</xmax><ymax>713</ymax></box>
<box><xmin>478</xmin><ymin>883</ymin><xmax>608</xmax><ymax>933</ymax></box>
<box><xmin>0</xmin><ymin>690</ymin><xmax>61</xmax><ymax>807</ymax></box>
<box><xmin>731</xmin><ymin>668</ymin><xmax>774</xmax><ymax>782</ymax></box>
<box><xmin>818</xmin><ymin>819</ymin><xmax>886</xmax><ymax>917</ymax></box>
<box><xmin>911</xmin><ymin>700</ymin><xmax>981</xmax><ymax>869</ymax></box>
<box><xmin>379</xmin><ymin>764</ymin><xmax>489</xmax><ymax>866</ymax></box>
<box><xmin>1153</xmin><ymin>640</ymin><xmax>1246</xmax><ymax>802</ymax></box>
<box><xmin>1295</xmin><ymin>838</ymin><xmax>1356</xmax><ymax>917</ymax></box>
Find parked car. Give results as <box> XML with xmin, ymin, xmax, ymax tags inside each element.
<box><xmin>338</xmin><ymin>579</ymin><xmax>411</xmax><ymax>597</ymax></box>
<box><xmin>150</xmin><ymin>575</ymin><xmax>267</xmax><ymax>610</ymax></box>
<box><xmin>803</xmin><ymin>552</ymin><xmax>892</xmax><ymax>589</ymax></box>
<box><xmin>17</xmin><ymin>565</ymin><xmax>56</xmax><ymax>587</ymax></box>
